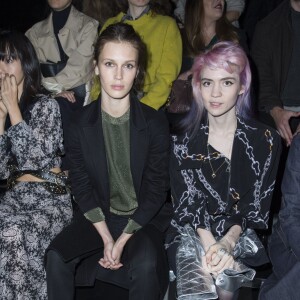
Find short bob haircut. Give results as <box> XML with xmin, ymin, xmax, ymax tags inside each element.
<box><xmin>0</xmin><ymin>30</ymin><xmax>41</xmax><ymax>106</ymax></box>
<box><xmin>180</xmin><ymin>41</ymin><xmax>252</xmax><ymax>135</ymax></box>
<box><xmin>94</xmin><ymin>22</ymin><xmax>147</xmax><ymax>95</ymax></box>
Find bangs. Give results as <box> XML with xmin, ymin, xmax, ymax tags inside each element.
<box><xmin>0</xmin><ymin>41</ymin><xmax>19</xmax><ymax>61</ymax></box>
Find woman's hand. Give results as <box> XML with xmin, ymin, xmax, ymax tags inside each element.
<box><xmin>55</xmin><ymin>91</ymin><xmax>76</xmax><ymax>103</ymax></box>
<box><xmin>99</xmin><ymin>240</ymin><xmax>116</xmax><ymax>269</ymax></box>
<box><xmin>0</xmin><ymin>73</ymin><xmax>19</xmax><ymax>110</ymax></box>
<box><xmin>207</xmin><ymin>248</ymin><xmax>234</xmax><ymax>276</ymax></box>
<box><xmin>205</xmin><ymin>241</ymin><xmax>234</xmax><ymax>276</ymax></box>
<box><xmin>0</xmin><ymin>98</ymin><xmax>8</xmax><ymax>121</ymax></box>
<box><xmin>0</xmin><ymin>99</ymin><xmax>8</xmax><ymax>135</ymax></box>
<box><xmin>0</xmin><ymin>74</ymin><xmax>22</xmax><ymax>126</ymax></box>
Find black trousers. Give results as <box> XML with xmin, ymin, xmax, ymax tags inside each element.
<box><xmin>46</xmin><ymin>214</ymin><xmax>168</xmax><ymax>300</ymax></box>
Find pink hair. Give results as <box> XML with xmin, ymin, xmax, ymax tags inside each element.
<box><xmin>192</xmin><ymin>41</ymin><xmax>252</xmax><ymax>121</ymax></box>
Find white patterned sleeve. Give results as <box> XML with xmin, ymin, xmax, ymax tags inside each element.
<box><xmin>0</xmin><ymin>133</ymin><xmax>10</xmax><ymax>178</ymax></box>
<box><xmin>7</xmin><ymin>97</ymin><xmax>64</xmax><ymax>170</ymax></box>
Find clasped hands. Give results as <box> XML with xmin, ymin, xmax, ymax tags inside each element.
<box><xmin>202</xmin><ymin>239</ymin><xmax>234</xmax><ymax>277</ymax></box>
<box><xmin>99</xmin><ymin>233</ymin><xmax>131</xmax><ymax>271</ymax></box>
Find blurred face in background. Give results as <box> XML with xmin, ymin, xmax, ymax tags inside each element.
<box><xmin>47</xmin><ymin>0</ymin><xmax>72</xmax><ymax>11</ymax></box>
<box><xmin>203</xmin><ymin>0</ymin><xmax>224</xmax><ymax>23</ymax></box>
<box><xmin>128</xmin><ymin>0</ymin><xmax>150</xmax><ymax>9</ymax></box>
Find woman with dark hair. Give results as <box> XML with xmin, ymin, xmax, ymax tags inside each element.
<box><xmin>90</xmin><ymin>0</ymin><xmax>182</xmax><ymax>110</ymax></box>
<box><xmin>0</xmin><ymin>30</ymin><xmax>72</xmax><ymax>299</ymax></box>
<box><xmin>167</xmin><ymin>41</ymin><xmax>281</xmax><ymax>299</ymax></box>
<box><xmin>181</xmin><ymin>0</ymin><xmax>247</xmax><ymax>73</ymax></box>
<box><xmin>26</xmin><ymin>0</ymin><xmax>98</xmax><ymax>128</ymax></box>
<box><xmin>46</xmin><ymin>22</ymin><xmax>171</xmax><ymax>300</ymax></box>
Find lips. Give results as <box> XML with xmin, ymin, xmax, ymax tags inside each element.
<box><xmin>111</xmin><ymin>85</ymin><xmax>124</xmax><ymax>91</ymax></box>
<box><xmin>210</xmin><ymin>102</ymin><xmax>223</xmax><ymax>108</ymax></box>
<box><xmin>214</xmin><ymin>0</ymin><xmax>223</xmax><ymax>9</ymax></box>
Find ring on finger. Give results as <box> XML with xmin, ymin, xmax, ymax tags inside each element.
<box><xmin>217</xmin><ymin>248</ymin><xmax>227</xmax><ymax>256</ymax></box>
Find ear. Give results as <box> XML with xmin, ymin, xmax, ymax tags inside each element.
<box><xmin>238</xmin><ymin>85</ymin><xmax>245</xmax><ymax>95</ymax></box>
<box><xmin>95</xmin><ymin>64</ymin><xmax>99</xmax><ymax>76</ymax></box>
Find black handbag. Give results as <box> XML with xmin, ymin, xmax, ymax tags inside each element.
<box><xmin>166</xmin><ymin>74</ymin><xmax>193</xmax><ymax>114</ymax></box>
<box><xmin>40</xmin><ymin>61</ymin><xmax>67</xmax><ymax>78</ymax></box>
<box><xmin>40</xmin><ymin>61</ymin><xmax>86</xmax><ymax>99</ymax></box>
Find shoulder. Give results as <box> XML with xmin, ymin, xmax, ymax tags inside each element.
<box><xmin>29</xmin><ymin>94</ymin><xmax>61</xmax><ymax>119</ymax></box>
<box><xmin>70</xmin><ymin>99</ymin><xmax>98</xmax><ymax>124</ymax></box>
<box><xmin>70</xmin><ymin>6</ymin><xmax>99</xmax><ymax>30</ymax></box>
<box><xmin>238</xmin><ymin>118</ymin><xmax>281</xmax><ymax>149</ymax></box>
<box><xmin>33</xmin><ymin>94</ymin><xmax>59</xmax><ymax>110</ymax></box>
<box><xmin>102</xmin><ymin>13</ymin><xmax>124</xmax><ymax>30</ymax></box>
<box><xmin>138</xmin><ymin>101</ymin><xmax>169</xmax><ymax>131</ymax></box>
<box><xmin>148</xmin><ymin>13</ymin><xmax>178</xmax><ymax>28</ymax></box>
<box><xmin>255</xmin><ymin>1</ymin><xmax>289</xmax><ymax>31</ymax></box>
<box><xmin>25</xmin><ymin>18</ymin><xmax>49</xmax><ymax>36</ymax></box>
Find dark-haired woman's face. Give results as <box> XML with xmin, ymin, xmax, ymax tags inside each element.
<box><xmin>47</xmin><ymin>0</ymin><xmax>72</xmax><ymax>11</ymax></box>
<box><xmin>0</xmin><ymin>57</ymin><xmax>24</xmax><ymax>92</ymax></box>
<box><xmin>95</xmin><ymin>41</ymin><xmax>138</xmax><ymax>102</ymax></box>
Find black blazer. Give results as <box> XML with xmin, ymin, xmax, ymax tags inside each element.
<box><xmin>65</xmin><ymin>95</ymin><xmax>172</xmax><ymax>231</ymax></box>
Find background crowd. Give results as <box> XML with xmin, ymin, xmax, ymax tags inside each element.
<box><xmin>1</xmin><ymin>0</ymin><xmax>300</xmax><ymax>300</ymax></box>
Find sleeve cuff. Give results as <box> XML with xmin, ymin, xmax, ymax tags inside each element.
<box><xmin>123</xmin><ymin>219</ymin><xmax>142</xmax><ymax>234</ymax></box>
<box><xmin>84</xmin><ymin>207</ymin><xmax>105</xmax><ymax>223</ymax></box>
<box><xmin>224</xmin><ymin>215</ymin><xmax>247</xmax><ymax>233</ymax></box>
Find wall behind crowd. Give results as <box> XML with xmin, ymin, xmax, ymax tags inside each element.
<box><xmin>0</xmin><ymin>0</ymin><xmax>47</xmax><ymax>32</ymax></box>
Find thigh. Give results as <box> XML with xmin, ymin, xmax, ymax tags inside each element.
<box><xmin>47</xmin><ymin>212</ymin><xmax>103</xmax><ymax>261</ymax></box>
<box><xmin>125</xmin><ymin>225</ymin><xmax>165</xmax><ymax>265</ymax></box>
<box><xmin>268</xmin><ymin>224</ymin><xmax>298</xmax><ymax>279</ymax></box>
<box><xmin>125</xmin><ymin>225</ymin><xmax>169</xmax><ymax>290</ymax></box>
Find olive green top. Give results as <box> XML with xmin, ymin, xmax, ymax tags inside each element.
<box><xmin>84</xmin><ymin>108</ymin><xmax>141</xmax><ymax>234</ymax></box>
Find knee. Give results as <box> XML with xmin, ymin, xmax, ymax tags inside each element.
<box><xmin>129</xmin><ymin>236</ymin><xmax>158</xmax><ymax>277</ymax></box>
<box><xmin>46</xmin><ymin>250</ymin><xmax>75</xmax><ymax>274</ymax></box>
<box><xmin>46</xmin><ymin>250</ymin><xmax>63</xmax><ymax>268</ymax></box>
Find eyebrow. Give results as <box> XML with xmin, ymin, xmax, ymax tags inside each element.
<box><xmin>101</xmin><ymin>58</ymin><xmax>137</xmax><ymax>63</ymax></box>
<box><xmin>200</xmin><ymin>77</ymin><xmax>237</xmax><ymax>81</ymax></box>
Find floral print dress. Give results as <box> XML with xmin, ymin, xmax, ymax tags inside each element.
<box><xmin>0</xmin><ymin>95</ymin><xmax>73</xmax><ymax>299</ymax></box>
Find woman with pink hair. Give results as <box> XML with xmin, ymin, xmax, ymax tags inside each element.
<box><xmin>167</xmin><ymin>41</ymin><xmax>281</xmax><ymax>300</ymax></box>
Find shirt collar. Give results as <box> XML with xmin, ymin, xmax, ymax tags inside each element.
<box><xmin>121</xmin><ymin>5</ymin><xmax>150</xmax><ymax>22</ymax></box>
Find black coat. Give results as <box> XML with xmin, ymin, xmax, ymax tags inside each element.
<box><xmin>48</xmin><ymin>95</ymin><xmax>172</xmax><ymax>271</ymax></box>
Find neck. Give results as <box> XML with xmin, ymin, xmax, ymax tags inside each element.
<box><xmin>53</xmin><ymin>2</ymin><xmax>72</xmax><ymax>12</ymax></box>
<box><xmin>101</xmin><ymin>95</ymin><xmax>130</xmax><ymax>118</ymax></box>
<box><xmin>291</xmin><ymin>0</ymin><xmax>300</xmax><ymax>12</ymax></box>
<box><xmin>129</xmin><ymin>4</ymin><xmax>148</xmax><ymax>19</ymax></box>
<box><xmin>208</xmin><ymin>108</ymin><xmax>237</xmax><ymax>135</ymax></box>
<box><xmin>202</xmin><ymin>20</ymin><xmax>217</xmax><ymax>44</ymax></box>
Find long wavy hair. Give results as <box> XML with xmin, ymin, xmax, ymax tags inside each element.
<box><xmin>94</xmin><ymin>23</ymin><xmax>147</xmax><ymax>94</ymax></box>
<box><xmin>185</xmin><ymin>0</ymin><xmax>238</xmax><ymax>56</ymax></box>
<box><xmin>179</xmin><ymin>41</ymin><xmax>252</xmax><ymax>136</ymax></box>
<box><xmin>0</xmin><ymin>30</ymin><xmax>41</xmax><ymax>107</ymax></box>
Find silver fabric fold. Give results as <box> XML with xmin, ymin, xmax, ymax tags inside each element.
<box><xmin>176</xmin><ymin>224</ymin><xmax>257</xmax><ymax>298</ymax></box>
<box><xmin>233</xmin><ymin>228</ymin><xmax>264</xmax><ymax>259</ymax></box>
<box><xmin>176</xmin><ymin>224</ymin><xmax>218</xmax><ymax>300</ymax></box>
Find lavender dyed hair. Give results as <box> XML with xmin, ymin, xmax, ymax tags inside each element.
<box><xmin>179</xmin><ymin>41</ymin><xmax>252</xmax><ymax>135</ymax></box>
